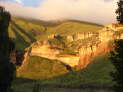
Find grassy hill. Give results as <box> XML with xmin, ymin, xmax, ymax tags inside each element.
<box><xmin>45</xmin><ymin>20</ymin><xmax>103</xmax><ymax>37</ymax></box>
<box><xmin>8</xmin><ymin>17</ymin><xmax>46</xmax><ymax>50</ymax></box>
<box><xmin>17</xmin><ymin>56</ymin><xmax>69</xmax><ymax>80</ymax></box>
<box><xmin>8</xmin><ymin>17</ymin><xmax>108</xmax><ymax>92</ymax></box>
<box><xmin>8</xmin><ymin>17</ymin><xmax>102</xmax><ymax>51</ymax></box>
<box><xmin>12</xmin><ymin>53</ymin><xmax>115</xmax><ymax>92</ymax></box>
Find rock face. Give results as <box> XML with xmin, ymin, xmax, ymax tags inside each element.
<box><xmin>30</xmin><ymin>41</ymin><xmax>60</xmax><ymax>59</ymax></box>
<box><xmin>66</xmin><ymin>32</ymin><xmax>98</xmax><ymax>42</ymax></box>
<box><xmin>57</xmin><ymin>55</ymin><xmax>80</xmax><ymax>67</ymax></box>
<box><xmin>19</xmin><ymin>24</ymin><xmax>123</xmax><ymax>70</ymax></box>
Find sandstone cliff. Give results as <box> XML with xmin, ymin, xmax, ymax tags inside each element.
<box><xmin>18</xmin><ymin>24</ymin><xmax>123</xmax><ymax>70</ymax></box>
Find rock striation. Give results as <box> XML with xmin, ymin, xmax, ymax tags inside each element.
<box><xmin>19</xmin><ymin>24</ymin><xmax>123</xmax><ymax>70</ymax></box>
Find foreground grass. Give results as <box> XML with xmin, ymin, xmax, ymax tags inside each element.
<box><xmin>12</xmin><ymin>53</ymin><xmax>115</xmax><ymax>92</ymax></box>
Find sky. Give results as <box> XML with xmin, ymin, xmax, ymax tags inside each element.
<box><xmin>0</xmin><ymin>0</ymin><xmax>118</xmax><ymax>25</ymax></box>
<box><xmin>1</xmin><ymin>0</ymin><xmax>43</xmax><ymax>7</ymax></box>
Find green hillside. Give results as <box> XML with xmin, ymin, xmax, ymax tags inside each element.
<box><xmin>47</xmin><ymin>20</ymin><xmax>103</xmax><ymax>36</ymax></box>
<box><xmin>41</xmin><ymin>53</ymin><xmax>114</xmax><ymax>87</ymax></box>
<box><xmin>8</xmin><ymin>17</ymin><xmax>102</xmax><ymax>51</ymax></box>
<box><xmin>8</xmin><ymin>17</ymin><xmax>46</xmax><ymax>50</ymax></box>
<box><xmin>17</xmin><ymin>56</ymin><xmax>69</xmax><ymax>80</ymax></box>
<box><xmin>12</xmin><ymin>53</ymin><xmax>115</xmax><ymax>92</ymax></box>
<box><xmin>9</xmin><ymin>17</ymin><xmax>108</xmax><ymax>92</ymax></box>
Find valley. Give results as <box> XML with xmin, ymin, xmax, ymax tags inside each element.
<box><xmin>8</xmin><ymin>17</ymin><xmax>123</xmax><ymax>92</ymax></box>
<box><xmin>0</xmin><ymin>1</ymin><xmax>123</xmax><ymax>92</ymax></box>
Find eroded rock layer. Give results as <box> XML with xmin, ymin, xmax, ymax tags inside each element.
<box><xmin>19</xmin><ymin>24</ymin><xmax>123</xmax><ymax>70</ymax></box>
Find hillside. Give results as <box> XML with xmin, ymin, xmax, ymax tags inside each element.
<box><xmin>8</xmin><ymin>17</ymin><xmax>45</xmax><ymax>50</ymax></box>
<box><xmin>17</xmin><ymin>56</ymin><xmax>69</xmax><ymax>80</ymax></box>
<box><xmin>9</xmin><ymin>18</ymin><xmax>113</xmax><ymax>92</ymax></box>
<box><xmin>17</xmin><ymin>23</ymin><xmax>123</xmax><ymax>74</ymax></box>
<box><xmin>12</xmin><ymin>22</ymin><xmax>123</xmax><ymax>92</ymax></box>
<box><xmin>46</xmin><ymin>20</ymin><xmax>103</xmax><ymax>36</ymax></box>
<box><xmin>12</xmin><ymin>53</ymin><xmax>115</xmax><ymax>92</ymax></box>
<box><xmin>8</xmin><ymin>17</ymin><xmax>103</xmax><ymax>51</ymax></box>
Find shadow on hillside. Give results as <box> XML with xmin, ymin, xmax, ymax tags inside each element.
<box><xmin>11</xmin><ymin>21</ymin><xmax>36</xmax><ymax>43</ymax></box>
<box><xmin>11</xmin><ymin>26</ymin><xmax>30</xmax><ymax>47</ymax></box>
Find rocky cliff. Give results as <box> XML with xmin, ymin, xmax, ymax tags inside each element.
<box><xmin>18</xmin><ymin>24</ymin><xmax>123</xmax><ymax>70</ymax></box>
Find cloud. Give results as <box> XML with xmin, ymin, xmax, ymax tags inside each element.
<box><xmin>39</xmin><ymin>0</ymin><xmax>118</xmax><ymax>24</ymax></box>
<box><xmin>0</xmin><ymin>2</ymin><xmax>39</xmax><ymax>19</ymax></box>
<box><xmin>15</xmin><ymin>0</ymin><xmax>23</xmax><ymax>4</ymax></box>
<box><xmin>0</xmin><ymin>0</ymin><xmax>118</xmax><ymax>25</ymax></box>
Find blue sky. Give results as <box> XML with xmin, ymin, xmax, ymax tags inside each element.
<box><xmin>7</xmin><ymin>0</ymin><xmax>43</xmax><ymax>7</ymax></box>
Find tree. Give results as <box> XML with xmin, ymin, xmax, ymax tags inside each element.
<box><xmin>116</xmin><ymin>0</ymin><xmax>123</xmax><ymax>23</ymax></box>
<box><xmin>0</xmin><ymin>6</ymin><xmax>16</xmax><ymax>92</ymax></box>
<box><xmin>110</xmin><ymin>39</ymin><xmax>123</xmax><ymax>92</ymax></box>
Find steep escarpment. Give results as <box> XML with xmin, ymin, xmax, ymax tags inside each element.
<box><xmin>18</xmin><ymin>24</ymin><xmax>123</xmax><ymax>72</ymax></box>
<box><xmin>77</xmin><ymin>24</ymin><xmax>123</xmax><ymax>68</ymax></box>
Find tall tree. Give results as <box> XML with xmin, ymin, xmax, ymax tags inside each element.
<box><xmin>116</xmin><ymin>0</ymin><xmax>123</xmax><ymax>23</ymax></box>
<box><xmin>0</xmin><ymin>6</ymin><xmax>15</xmax><ymax>92</ymax></box>
<box><xmin>110</xmin><ymin>39</ymin><xmax>123</xmax><ymax>92</ymax></box>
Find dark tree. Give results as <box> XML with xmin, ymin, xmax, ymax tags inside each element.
<box><xmin>116</xmin><ymin>0</ymin><xmax>123</xmax><ymax>23</ymax></box>
<box><xmin>0</xmin><ymin>6</ymin><xmax>16</xmax><ymax>92</ymax></box>
<box><xmin>110</xmin><ymin>39</ymin><xmax>123</xmax><ymax>92</ymax></box>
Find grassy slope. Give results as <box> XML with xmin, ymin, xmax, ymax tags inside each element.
<box><xmin>8</xmin><ymin>17</ymin><xmax>102</xmax><ymax>51</ymax></box>
<box><xmin>42</xmin><ymin>53</ymin><xmax>115</xmax><ymax>86</ymax></box>
<box><xmin>17</xmin><ymin>56</ymin><xmax>69</xmax><ymax>80</ymax></box>
<box><xmin>9</xmin><ymin>17</ymin><xmax>106</xmax><ymax>92</ymax></box>
<box><xmin>8</xmin><ymin>17</ymin><xmax>46</xmax><ymax>50</ymax></box>
<box><xmin>13</xmin><ymin>53</ymin><xmax>115</xmax><ymax>92</ymax></box>
<box><xmin>47</xmin><ymin>20</ymin><xmax>103</xmax><ymax>36</ymax></box>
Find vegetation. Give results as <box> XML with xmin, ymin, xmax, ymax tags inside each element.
<box><xmin>116</xmin><ymin>0</ymin><xmax>123</xmax><ymax>23</ymax></box>
<box><xmin>110</xmin><ymin>39</ymin><xmax>123</xmax><ymax>92</ymax></box>
<box><xmin>12</xmin><ymin>53</ymin><xmax>115</xmax><ymax>92</ymax></box>
<box><xmin>47</xmin><ymin>21</ymin><xmax>102</xmax><ymax>36</ymax></box>
<box><xmin>17</xmin><ymin>56</ymin><xmax>69</xmax><ymax>80</ymax></box>
<box><xmin>8</xmin><ymin>17</ymin><xmax>102</xmax><ymax>51</ymax></box>
<box><xmin>0</xmin><ymin>6</ymin><xmax>15</xmax><ymax>92</ymax></box>
<box><xmin>7</xmin><ymin>16</ymin><xmax>103</xmax><ymax>92</ymax></box>
<box><xmin>8</xmin><ymin>17</ymin><xmax>46</xmax><ymax>51</ymax></box>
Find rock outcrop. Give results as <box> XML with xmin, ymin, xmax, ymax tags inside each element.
<box><xmin>19</xmin><ymin>24</ymin><xmax>123</xmax><ymax>70</ymax></box>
